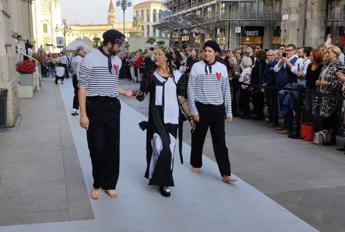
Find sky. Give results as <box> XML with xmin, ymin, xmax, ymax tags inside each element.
<box><xmin>60</xmin><ymin>0</ymin><xmax>147</xmax><ymax>25</ymax></box>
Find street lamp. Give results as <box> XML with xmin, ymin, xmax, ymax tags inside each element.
<box><xmin>115</xmin><ymin>0</ymin><xmax>132</xmax><ymax>37</ymax></box>
<box><xmin>55</xmin><ymin>19</ymin><xmax>72</xmax><ymax>51</ymax></box>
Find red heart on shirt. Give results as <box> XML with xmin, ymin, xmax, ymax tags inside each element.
<box><xmin>114</xmin><ymin>64</ymin><xmax>119</xmax><ymax>75</ymax></box>
<box><xmin>216</xmin><ymin>72</ymin><xmax>222</xmax><ymax>81</ymax></box>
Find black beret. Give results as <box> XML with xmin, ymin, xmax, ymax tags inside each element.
<box><xmin>203</xmin><ymin>40</ymin><xmax>221</xmax><ymax>53</ymax></box>
<box><xmin>102</xmin><ymin>29</ymin><xmax>125</xmax><ymax>44</ymax></box>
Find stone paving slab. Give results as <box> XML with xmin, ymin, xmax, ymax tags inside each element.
<box><xmin>0</xmin><ymin>79</ymin><xmax>93</xmax><ymax>226</ymax></box>
<box><xmin>0</xmin><ymin>79</ymin><xmax>318</xmax><ymax>232</ymax></box>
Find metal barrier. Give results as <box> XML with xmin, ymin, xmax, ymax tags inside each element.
<box><xmin>0</xmin><ymin>88</ymin><xmax>8</xmax><ymax>128</ymax></box>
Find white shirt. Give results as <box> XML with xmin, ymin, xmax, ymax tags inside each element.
<box><xmin>154</xmin><ymin>71</ymin><xmax>182</xmax><ymax>125</ymax></box>
<box><xmin>59</xmin><ymin>55</ymin><xmax>68</xmax><ymax>65</ymax></box>
<box><xmin>79</xmin><ymin>49</ymin><xmax>122</xmax><ymax>98</ymax></box>
<box><xmin>71</xmin><ymin>55</ymin><xmax>83</xmax><ymax>80</ymax></box>
<box><xmin>55</xmin><ymin>66</ymin><xmax>65</xmax><ymax>77</ymax></box>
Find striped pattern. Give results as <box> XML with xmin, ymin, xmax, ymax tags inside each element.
<box><xmin>188</xmin><ymin>60</ymin><xmax>232</xmax><ymax>116</ymax></box>
<box><xmin>79</xmin><ymin>49</ymin><xmax>121</xmax><ymax>98</ymax></box>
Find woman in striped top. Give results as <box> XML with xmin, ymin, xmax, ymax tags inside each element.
<box><xmin>188</xmin><ymin>40</ymin><xmax>237</xmax><ymax>184</ymax></box>
<box><xmin>137</xmin><ymin>48</ymin><xmax>194</xmax><ymax>197</ymax></box>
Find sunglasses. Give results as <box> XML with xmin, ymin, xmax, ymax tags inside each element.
<box><xmin>286</xmin><ymin>49</ymin><xmax>294</xmax><ymax>52</ymax></box>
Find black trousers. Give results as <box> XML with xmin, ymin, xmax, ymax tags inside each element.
<box><xmin>266</xmin><ymin>88</ymin><xmax>279</xmax><ymax>124</ymax></box>
<box><xmin>55</xmin><ymin>75</ymin><xmax>64</xmax><ymax>84</ymax></box>
<box><xmin>72</xmin><ymin>74</ymin><xmax>79</xmax><ymax>109</ymax></box>
<box><xmin>321</xmin><ymin>112</ymin><xmax>339</xmax><ymax>138</ymax></box>
<box><xmin>190</xmin><ymin>102</ymin><xmax>231</xmax><ymax>176</ymax></box>
<box><xmin>62</xmin><ymin>64</ymin><xmax>69</xmax><ymax>79</ymax></box>
<box><xmin>252</xmin><ymin>89</ymin><xmax>265</xmax><ymax>119</ymax></box>
<box><xmin>86</xmin><ymin>97</ymin><xmax>121</xmax><ymax>189</ymax></box>
<box><xmin>239</xmin><ymin>88</ymin><xmax>251</xmax><ymax>116</ymax></box>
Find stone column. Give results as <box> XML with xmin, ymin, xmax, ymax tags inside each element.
<box><xmin>264</xmin><ymin>24</ymin><xmax>274</xmax><ymax>49</ymax></box>
<box><xmin>304</xmin><ymin>0</ymin><xmax>327</xmax><ymax>47</ymax></box>
<box><xmin>281</xmin><ymin>0</ymin><xmax>304</xmax><ymax>46</ymax></box>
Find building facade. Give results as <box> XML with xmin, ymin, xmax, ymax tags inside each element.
<box><xmin>65</xmin><ymin>0</ymin><xmax>133</xmax><ymax>48</ymax></box>
<box><xmin>156</xmin><ymin>0</ymin><xmax>345</xmax><ymax>49</ymax></box>
<box><xmin>0</xmin><ymin>0</ymin><xmax>34</xmax><ymax>127</ymax></box>
<box><xmin>133</xmin><ymin>0</ymin><xmax>166</xmax><ymax>38</ymax></box>
<box><xmin>31</xmin><ymin>0</ymin><xmax>62</xmax><ymax>52</ymax></box>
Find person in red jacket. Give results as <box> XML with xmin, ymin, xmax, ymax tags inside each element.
<box><xmin>134</xmin><ymin>50</ymin><xmax>143</xmax><ymax>82</ymax></box>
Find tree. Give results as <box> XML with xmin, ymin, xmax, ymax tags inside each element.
<box><xmin>146</xmin><ymin>37</ymin><xmax>156</xmax><ymax>45</ymax></box>
<box><xmin>125</xmin><ymin>41</ymin><xmax>130</xmax><ymax>50</ymax></box>
<box><xmin>92</xmin><ymin>37</ymin><xmax>101</xmax><ymax>48</ymax></box>
<box><xmin>156</xmin><ymin>40</ymin><xmax>165</xmax><ymax>46</ymax></box>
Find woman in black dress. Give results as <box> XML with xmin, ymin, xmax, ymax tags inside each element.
<box><xmin>137</xmin><ymin>48</ymin><xmax>194</xmax><ymax>197</ymax></box>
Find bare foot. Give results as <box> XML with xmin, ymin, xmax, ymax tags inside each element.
<box><xmin>90</xmin><ymin>188</ymin><xmax>102</xmax><ymax>200</ymax></box>
<box><xmin>191</xmin><ymin>167</ymin><xmax>201</xmax><ymax>174</ymax></box>
<box><xmin>222</xmin><ymin>175</ymin><xmax>237</xmax><ymax>184</ymax></box>
<box><xmin>105</xmin><ymin>189</ymin><xmax>119</xmax><ymax>198</ymax></box>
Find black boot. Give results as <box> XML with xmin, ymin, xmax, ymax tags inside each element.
<box><xmin>323</xmin><ymin>136</ymin><xmax>336</xmax><ymax>146</ymax></box>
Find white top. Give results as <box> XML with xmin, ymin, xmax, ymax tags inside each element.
<box><xmin>59</xmin><ymin>55</ymin><xmax>68</xmax><ymax>65</ymax></box>
<box><xmin>187</xmin><ymin>60</ymin><xmax>232</xmax><ymax>116</ymax></box>
<box><xmin>55</xmin><ymin>66</ymin><xmax>65</xmax><ymax>77</ymax></box>
<box><xmin>79</xmin><ymin>49</ymin><xmax>122</xmax><ymax>98</ymax></box>
<box><xmin>154</xmin><ymin>70</ymin><xmax>182</xmax><ymax>125</ymax></box>
<box><xmin>71</xmin><ymin>55</ymin><xmax>83</xmax><ymax>80</ymax></box>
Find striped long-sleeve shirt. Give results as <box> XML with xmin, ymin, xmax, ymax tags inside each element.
<box><xmin>79</xmin><ymin>49</ymin><xmax>122</xmax><ymax>98</ymax></box>
<box><xmin>187</xmin><ymin>60</ymin><xmax>232</xmax><ymax>116</ymax></box>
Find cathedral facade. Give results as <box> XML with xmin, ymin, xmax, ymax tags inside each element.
<box><xmin>31</xmin><ymin>0</ymin><xmax>62</xmax><ymax>52</ymax></box>
<box><xmin>65</xmin><ymin>0</ymin><xmax>133</xmax><ymax>47</ymax></box>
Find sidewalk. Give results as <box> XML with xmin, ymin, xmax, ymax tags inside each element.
<box><xmin>0</xmin><ymin>79</ymin><xmax>317</xmax><ymax>232</ymax></box>
<box><xmin>0</xmin><ymin>79</ymin><xmax>93</xmax><ymax>225</ymax></box>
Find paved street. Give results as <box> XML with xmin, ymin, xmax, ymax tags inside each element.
<box><xmin>0</xmin><ymin>78</ymin><xmax>319</xmax><ymax>232</ymax></box>
<box><xmin>120</xmin><ymin>79</ymin><xmax>345</xmax><ymax>232</ymax></box>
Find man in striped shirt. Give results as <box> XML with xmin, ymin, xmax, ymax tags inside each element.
<box><xmin>79</xmin><ymin>29</ymin><xmax>134</xmax><ymax>200</ymax></box>
<box><xmin>188</xmin><ymin>40</ymin><xmax>237</xmax><ymax>184</ymax></box>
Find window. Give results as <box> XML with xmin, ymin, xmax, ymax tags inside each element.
<box><xmin>147</xmin><ymin>25</ymin><xmax>150</xmax><ymax>36</ymax></box>
<box><xmin>141</xmin><ymin>10</ymin><xmax>144</xmax><ymax>20</ymax></box>
<box><xmin>146</xmin><ymin>9</ymin><xmax>150</xmax><ymax>22</ymax></box>
<box><xmin>153</xmin><ymin>9</ymin><xmax>157</xmax><ymax>22</ymax></box>
<box><xmin>43</xmin><ymin>23</ymin><xmax>48</xmax><ymax>33</ymax></box>
<box><xmin>159</xmin><ymin>10</ymin><xmax>162</xmax><ymax>21</ymax></box>
<box><xmin>136</xmin><ymin>10</ymin><xmax>139</xmax><ymax>17</ymax></box>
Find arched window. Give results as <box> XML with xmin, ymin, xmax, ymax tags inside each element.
<box><xmin>136</xmin><ymin>10</ymin><xmax>139</xmax><ymax>17</ymax></box>
<box><xmin>146</xmin><ymin>9</ymin><xmax>150</xmax><ymax>22</ymax></box>
<box><xmin>153</xmin><ymin>9</ymin><xmax>157</xmax><ymax>23</ymax></box>
<box><xmin>141</xmin><ymin>10</ymin><xmax>144</xmax><ymax>20</ymax></box>
<box><xmin>43</xmin><ymin>23</ymin><xmax>48</xmax><ymax>34</ymax></box>
<box><xmin>159</xmin><ymin>10</ymin><xmax>162</xmax><ymax>21</ymax></box>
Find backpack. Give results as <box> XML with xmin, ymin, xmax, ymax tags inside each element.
<box><xmin>313</xmin><ymin>130</ymin><xmax>331</xmax><ymax>145</ymax></box>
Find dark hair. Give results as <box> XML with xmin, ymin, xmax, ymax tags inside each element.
<box><xmin>286</xmin><ymin>44</ymin><xmax>296</xmax><ymax>50</ymax></box>
<box><xmin>255</xmin><ymin>50</ymin><xmax>266</xmax><ymax>62</ymax></box>
<box><xmin>304</xmin><ymin>47</ymin><xmax>313</xmax><ymax>57</ymax></box>
<box><xmin>311</xmin><ymin>48</ymin><xmax>323</xmax><ymax>65</ymax></box>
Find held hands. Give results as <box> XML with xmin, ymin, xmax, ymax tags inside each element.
<box><xmin>319</xmin><ymin>80</ymin><xmax>329</xmax><ymax>87</ymax></box>
<box><xmin>123</xmin><ymin>89</ymin><xmax>135</xmax><ymax>97</ymax></box>
<box><xmin>336</xmin><ymin>72</ymin><xmax>345</xmax><ymax>82</ymax></box>
<box><xmin>80</xmin><ymin>113</ymin><xmax>89</xmax><ymax>130</ymax></box>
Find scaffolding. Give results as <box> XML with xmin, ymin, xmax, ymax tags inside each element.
<box><xmin>155</xmin><ymin>0</ymin><xmax>282</xmax><ymax>32</ymax></box>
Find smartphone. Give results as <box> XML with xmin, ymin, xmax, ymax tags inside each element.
<box><xmin>282</xmin><ymin>52</ymin><xmax>287</xmax><ymax>58</ymax></box>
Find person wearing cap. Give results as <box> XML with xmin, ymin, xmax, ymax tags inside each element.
<box><xmin>187</xmin><ymin>40</ymin><xmax>237</xmax><ymax>184</ymax></box>
<box><xmin>71</xmin><ymin>46</ymin><xmax>86</xmax><ymax>116</ymax></box>
<box><xmin>78</xmin><ymin>29</ymin><xmax>135</xmax><ymax>200</ymax></box>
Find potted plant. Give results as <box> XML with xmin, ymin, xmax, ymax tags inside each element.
<box><xmin>16</xmin><ymin>59</ymin><xmax>36</xmax><ymax>86</ymax></box>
